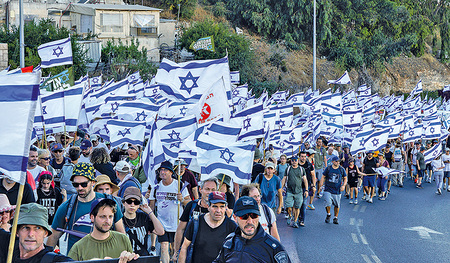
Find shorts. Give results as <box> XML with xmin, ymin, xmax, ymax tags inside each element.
<box><xmin>445</xmin><ymin>171</ymin><xmax>450</xmax><ymax>178</ymax></box>
<box><xmin>285</xmin><ymin>192</ymin><xmax>303</xmax><ymax>209</ymax></box>
<box><xmin>158</xmin><ymin>231</ymin><xmax>175</xmax><ymax>243</ymax></box>
<box><xmin>348</xmin><ymin>179</ymin><xmax>358</xmax><ymax>188</ymax></box>
<box><xmin>377</xmin><ymin>177</ymin><xmax>388</xmax><ymax>192</ymax></box>
<box><xmin>418</xmin><ymin>169</ymin><xmax>425</xmax><ymax>178</ymax></box>
<box><xmin>363</xmin><ymin>175</ymin><xmax>376</xmax><ymax>187</ymax></box>
<box><xmin>315</xmin><ymin>168</ymin><xmax>324</xmax><ymax>181</ymax></box>
<box><xmin>323</xmin><ymin>191</ymin><xmax>341</xmax><ymax>208</ymax></box>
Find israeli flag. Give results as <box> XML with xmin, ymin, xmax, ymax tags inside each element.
<box><xmin>196</xmin><ymin>133</ymin><xmax>255</xmax><ymax>184</ymax></box>
<box><xmin>364</xmin><ymin>128</ymin><xmax>390</xmax><ymax>152</ymax></box>
<box><xmin>115</xmin><ymin>100</ymin><xmax>160</xmax><ymax>122</ymax></box>
<box><xmin>410</xmin><ymin>79</ymin><xmax>423</xmax><ymax>97</ymax></box>
<box><xmin>40</xmin><ymin>89</ymin><xmax>65</xmax><ymax>130</ymax></box>
<box><xmin>0</xmin><ymin>72</ymin><xmax>40</xmax><ymax>184</ymax></box>
<box><xmin>327</xmin><ymin>71</ymin><xmax>351</xmax><ymax>85</ymax></box>
<box><xmin>107</xmin><ymin>120</ymin><xmax>146</xmax><ymax>148</ymax></box>
<box><xmin>424</xmin><ymin>143</ymin><xmax>442</xmax><ymax>164</ymax></box>
<box><xmin>206</xmin><ymin>121</ymin><xmax>240</xmax><ymax>142</ymax></box>
<box><xmin>38</xmin><ymin>37</ymin><xmax>73</xmax><ymax>68</ymax></box>
<box><xmin>64</xmin><ymin>81</ymin><xmax>85</xmax><ymax>131</ymax></box>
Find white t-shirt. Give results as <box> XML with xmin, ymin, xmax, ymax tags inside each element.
<box><xmin>28</xmin><ymin>166</ymin><xmax>46</xmax><ymax>182</ymax></box>
<box><xmin>259</xmin><ymin>204</ymin><xmax>276</xmax><ymax>234</ymax></box>
<box><xmin>442</xmin><ymin>153</ymin><xmax>450</xmax><ymax>172</ymax></box>
<box><xmin>78</xmin><ymin>155</ymin><xmax>91</xmax><ymax>164</ymax></box>
<box><xmin>149</xmin><ymin>179</ymin><xmax>189</xmax><ymax>232</ymax></box>
<box><xmin>93</xmin><ymin>143</ymin><xmax>108</xmax><ymax>152</ymax></box>
<box><xmin>432</xmin><ymin>158</ymin><xmax>444</xmax><ymax>172</ymax></box>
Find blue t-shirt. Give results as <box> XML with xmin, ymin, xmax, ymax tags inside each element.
<box><xmin>276</xmin><ymin>163</ymin><xmax>289</xmax><ymax>179</ymax></box>
<box><xmin>326</xmin><ymin>153</ymin><xmax>336</xmax><ymax>167</ymax></box>
<box><xmin>52</xmin><ymin>192</ymin><xmax>123</xmax><ymax>252</ymax></box>
<box><xmin>118</xmin><ymin>177</ymin><xmax>142</xmax><ymax>198</ymax></box>
<box><xmin>323</xmin><ymin>165</ymin><xmax>347</xmax><ymax>194</ymax></box>
<box><xmin>257</xmin><ymin>174</ymin><xmax>281</xmax><ymax>208</ymax></box>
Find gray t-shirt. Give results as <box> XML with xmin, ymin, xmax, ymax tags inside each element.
<box><xmin>417</xmin><ymin>152</ymin><xmax>425</xmax><ymax>170</ymax></box>
<box><xmin>286</xmin><ymin>166</ymin><xmax>305</xmax><ymax>194</ymax></box>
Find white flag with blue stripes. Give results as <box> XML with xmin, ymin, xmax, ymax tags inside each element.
<box><xmin>196</xmin><ymin>133</ymin><xmax>255</xmax><ymax>184</ymax></box>
<box><xmin>0</xmin><ymin>72</ymin><xmax>40</xmax><ymax>184</ymax></box>
<box><xmin>327</xmin><ymin>71</ymin><xmax>351</xmax><ymax>85</ymax></box>
<box><xmin>64</xmin><ymin>80</ymin><xmax>85</xmax><ymax>131</ymax></box>
<box><xmin>40</xmin><ymin>89</ymin><xmax>65</xmax><ymax>130</ymax></box>
<box><xmin>107</xmin><ymin>120</ymin><xmax>146</xmax><ymax>148</ymax></box>
<box><xmin>38</xmin><ymin>37</ymin><xmax>73</xmax><ymax>68</ymax></box>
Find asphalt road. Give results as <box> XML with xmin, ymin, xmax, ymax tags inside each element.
<box><xmin>279</xmin><ymin>176</ymin><xmax>450</xmax><ymax>263</ymax></box>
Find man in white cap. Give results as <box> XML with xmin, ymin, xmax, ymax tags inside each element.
<box><xmin>115</xmin><ymin>160</ymin><xmax>141</xmax><ymax>198</ymax></box>
<box><xmin>254</xmin><ymin>162</ymin><xmax>283</xmax><ymax>215</ymax></box>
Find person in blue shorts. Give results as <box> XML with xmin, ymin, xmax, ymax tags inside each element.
<box><xmin>361</xmin><ymin>151</ymin><xmax>379</xmax><ymax>203</ymax></box>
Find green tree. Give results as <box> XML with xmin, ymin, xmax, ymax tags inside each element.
<box><xmin>101</xmin><ymin>38</ymin><xmax>158</xmax><ymax>81</ymax></box>
<box><xmin>147</xmin><ymin>0</ymin><xmax>197</xmax><ymax>19</ymax></box>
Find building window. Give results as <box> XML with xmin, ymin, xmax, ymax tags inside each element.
<box><xmin>133</xmin><ymin>14</ymin><xmax>157</xmax><ymax>36</ymax></box>
<box><xmin>101</xmin><ymin>13</ymin><xmax>123</xmax><ymax>33</ymax></box>
<box><xmin>80</xmin><ymin>15</ymin><xmax>93</xmax><ymax>33</ymax></box>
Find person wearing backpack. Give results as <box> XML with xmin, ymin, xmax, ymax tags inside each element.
<box><xmin>254</xmin><ymin>162</ymin><xmax>283</xmax><ymax>216</ymax></box>
<box><xmin>319</xmin><ymin>156</ymin><xmax>348</xmax><ymax>225</ymax></box>
<box><xmin>115</xmin><ymin>160</ymin><xmax>142</xmax><ymax>198</ymax></box>
<box><xmin>281</xmin><ymin>156</ymin><xmax>308</xmax><ymax>228</ymax></box>
<box><xmin>178</xmin><ymin>192</ymin><xmax>237</xmax><ymax>263</ymax></box>
<box><xmin>241</xmin><ymin>183</ymin><xmax>280</xmax><ymax>241</ymax></box>
<box><xmin>55</xmin><ymin>146</ymin><xmax>81</xmax><ymax>198</ymax></box>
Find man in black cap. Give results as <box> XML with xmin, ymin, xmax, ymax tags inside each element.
<box><xmin>213</xmin><ymin>196</ymin><xmax>290</xmax><ymax>263</ymax></box>
<box><xmin>0</xmin><ymin>203</ymin><xmax>73</xmax><ymax>262</ymax></box>
<box><xmin>149</xmin><ymin>161</ymin><xmax>190</xmax><ymax>263</ymax></box>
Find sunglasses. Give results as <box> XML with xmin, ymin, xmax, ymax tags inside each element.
<box><xmin>125</xmin><ymin>199</ymin><xmax>141</xmax><ymax>205</ymax></box>
<box><xmin>54</xmin><ymin>150</ymin><xmax>63</xmax><ymax>153</ymax></box>
<box><xmin>72</xmin><ymin>181</ymin><xmax>89</xmax><ymax>188</ymax></box>
<box><xmin>239</xmin><ymin>213</ymin><xmax>259</xmax><ymax>220</ymax></box>
<box><xmin>41</xmin><ymin>157</ymin><xmax>50</xmax><ymax>160</ymax></box>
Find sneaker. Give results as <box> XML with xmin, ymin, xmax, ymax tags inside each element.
<box><xmin>362</xmin><ymin>195</ymin><xmax>367</xmax><ymax>201</ymax></box>
<box><xmin>345</xmin><ymin>194</ymin><xmax>350</xmax><ymax>199</ymax></box>
<box><xmin>318</xmin><ymin>192</ymin><xmax>323</xmax><ymax>199</ymax></box>
<box><xmin>287</xmin><ymin>217</ymin><xmax>293</xmax><ymax>226</ymax></box>
<box><xmin>284</xmin><ymin>214</ymin><xmax>290</xmax><ymax>219</ymax></box>
<box><xmin>444</xmin><ymin>185</ymin><xmax>447</xmax><ymax>190</ymax></box>
<box><xmin>292</xmin><ymin>222</ymin><xmax>299</xmax><ymax>228</ymax></box>
<box><xmin>333</xmin><ymin>217</ymin><xmax>339</xmax><ymax>224</ymax></box>
<box><xmin>399</xmin><ymin>184</ymin><xmax>403</xmax><ymax>188</ymax></box>
<box><xmin>325</xmin><ymin>214</ymin><xmax>331</xmax><ymax>223</ymax></box>
<box><xmin>349</xmin><ymin>199</ymin><xmax>354</xmax><ymax>204</ymax></box>
<box><xmin>427</xmin><ymin>180</ymin><xmax>432</xmax><ymax>183</ymax></box>
<box><xmin>416</xmin><ymin>184</ymin><xmax>423</xmax><ymax>189</ymax></box>
<box><xmin>299</xmin><ymin>221</ymin><xmax>305</xmax><ymax>227</ymax></box>
<box><xmin>379</xmin><ymin>197</ymin><xmax>386</xmax><ymax>201</ymax></box>
<box><xmin>354</xmin><ymin>199</ymin><xmax>358</xmax><ymax>204</ymax></box>
<box><xmin>368</xmin><ymin>197</ymin><xmax>373</xmax><ymax>203</ymax></box>
<box><xmin>436</xmin><ymin>189</ymin><xmax>442</xmax><ymax>195</ymax></box>
<box><xmin>307</xmin><ymin>204</ymin><xmax>316</xmax><ymax>210</ymax></box>
<box><xmin>447</xmin><ymin>188</ymin><xmax>450</xmax><ymax>192</ymax></box>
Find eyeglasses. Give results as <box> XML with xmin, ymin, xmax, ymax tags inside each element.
<box><xmin>54</xmin><ymin>150</ymin><xmax>63</xmax><ymax>153</ymax></box>
<box><xmin>125</xmin><ymin>199</ymin><xmax>141</xmax><ymax>205</ymax></box>
<box><xmin>72</xmin><ymin>181</ymin><xmax>89</xmax><ymax>188</ymax></box>
<box><xmin>41</xmin><ymin>157</ymin><xmax>50</xmax><ymax>160</ymax></box>
<box><xmin>239</xmin><ymin>213</ymin><xmax>259</xmax><ymax>220</ymax></box>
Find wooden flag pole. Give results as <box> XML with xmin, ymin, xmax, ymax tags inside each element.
<box><xmin>176</xmin><ymin>160</ymin><xmax>181</xmax><ymax>225</ymax></box>
<box><xmin>7</xmin><ymin>181</ymin><xmax>25</xmax><ymax>263</ymax></box>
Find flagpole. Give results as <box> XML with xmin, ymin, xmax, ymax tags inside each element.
<box><xmin>7</xmin><ymin>182</ymin><xmax>25</xmax><ymax>263</ymax></box>
<box><xmin>176</xmin><ymin>160</ymin><xmax>181</xmax><ymax>225</ymax></box>
<box><xmin>42</xmin><ymin>124</ymin><xmax>47</xmax><ymax>149</ymax></box>
<box><xmin>19</xmin><ymin>0</ymin><xmax>24</xmax><ymax>67</ymax></box>
<box><xmin>312</xmin><ymin>0</ymin><xmax>317</xmax><ymax>91</ymax></box>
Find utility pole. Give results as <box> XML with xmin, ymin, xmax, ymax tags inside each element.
<box><xmin>313</xmin><ymin>0</ymin><xmax>317</xmax><ymax>91</ymax></box>
<box><xmin>19</xmin><ymin>0</ymin><xmax>24</xmax><ymax>68</ymax></box>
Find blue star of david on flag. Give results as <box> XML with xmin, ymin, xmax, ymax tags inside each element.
<box><xmin>232</xmin><ymin>89</ymin><xmax>240</xmax><ymax>97</ymax></box>
<box><xmin>111</xmin><ymin>102</ymin><xmax>120</xmax><ymax>112</ymax></box>
<box><xmin>279</xmin><ymin>120</ymin><xmax>286</xmax><ymax>128</ymax></box>
<box><xmin>323</xmin><ymin>108</ymin><xmax>329</xmax><ymax>113</ymax></box>
<box><xmin>430</xmin><ymin>127</ymin><xmax>435</xmax><ymax>133</ymax></box>
<box><xmin>135</xmin><ymin>111</ymin><xmax>148</xmax><ymax>121</ymax></box>
<box><xmin>168</xmin><ymin>130</ymin><xmax>181</xmax><ymax>141</ymax></box>
<box><xmin>289</xmin><ymin>133</ymin><xmax>295</xmax><ymax>140</ymax></box>
<box><xmin>180</xmin><ymin>106</ymin><xmax>188</xmax><ymax>116</ymax></box>
<box><xmin>243</xmin><ymin>116</ymin><xmax>252</xmax><ymax>131</ymax></box>
<box><xmin>359</xmin><ymin>138</ymin><xmax>365</xmax><ymax>147</ymax></box>
<box><xmin>292</xmin><ymin>97</ymin><xmax>297</xmax><ymax>102</ymax></box>
<box><xmin>53</xmin><ymin>46</ymin><xmax>64</xmax><ymax>57</ymax></box>
<box><xmin>118</xmin><ymin>128</ymin><xmax>131</xmax><ymax>137</ymax></box>
<box><xmin>179</xmin><ymin>71</ymin><xmax>199</xmax><ymax>94</ymax></box>
<box><xmin>350</xmin><ymin>115</ymin><xmax>354</xmax><ymax>122</ymax></box>
<box><xmin>103</xmin><ymin>124</ymin><xmax>109</xmax><ymax>134</ymax></box>
<box><xmin>330</xmin><ymin>117</ymin><xmax>336</xmax><ymax>123</ymax></box>
<box><xmin>220</xmin><ymin>148</ymin><xmax>235</xmax><ymax>164</ymax></box>
<box><xmin>372</xmin><ymin>138</ymin><xmax>379</xmax><ymax>147</ymax></box>
<box><xmin>170</xmin><ymin>141</ymin><xmax>181</xmax><ymax>148</ymax></box>
<box><xmin>408</xmin><ymin>130</ymin><xmax>415</xmax><ymax>136</ymax></box>
<box><xmin>42</xmin><ymin>106</ymin><xmax>48</xmax><ymax>115</ymax></box>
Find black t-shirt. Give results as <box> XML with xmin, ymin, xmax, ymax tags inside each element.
<box><xmin>37</xmin><ymin>187</ymin><xmax>64</xmax><ymax>225</ymax></box>
<box><xmin>225</xmin><ymin>192</ymin><xmax>235</xmax><ymax>210</ymax></box>
<box><xmin>50</xmin><ymin>157</ymin><xmax>70</xmax><ymax>174</ymax></box>
<box><xmin>252</xmin><ymin>162</ymin><xmax>265</xmax><ymax>182</ymax></box>
<box><xmin>299</xmin><ymin>161</ymin><xmax>314</xmax><ymax>185</ymax></box>
<box><xmin>0</xmin><ymin>231</ymin><xmax>73</xmax><ymax>263</ymax></box>
<box><xmin>347</xmin><ymin>165</ymin><xmax>359</xmax><ymax>184</ymax></box>
<box><xmin>385</xmin><ymin>151</ymin><xmax>393</xmax><ymax>166</ymax></box>
<box><xmin>0</xmin><ymin>179</ymin><xmax>35</xmax><ymax>205</ymax></box>
<box><xmin>180</xmin><ymin>200</ymin><xmax>209</xmax><ymax>222</ymax></box>
<box><xmin>185</xmin><ymin>214</ymin><xmax>237</xmax><ymax>263</ymax></box>
<box><xmin>123</xmin><ymin>211</ymin><xmax>155</xmax><ymax>256</ymax></box>
<box><xmin>363</xmin><ymin>157</ymin><xmax>378</xmax><ymax>174</ymax></box>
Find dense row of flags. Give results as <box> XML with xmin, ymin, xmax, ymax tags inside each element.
<box><xmin>1</xmin><ymin>37</ymin><xmax>450</xmax><ymax>186</ymax></box>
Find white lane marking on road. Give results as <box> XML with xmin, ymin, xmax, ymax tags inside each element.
<box><xmin>403</xmin><ymin>226</ymin><xmax>443</xmax><ymax>239</ymax></box>
<box><xmin>372</xmin><ymin>255</ymin><xmax>382</xmax><ymax>263</ymax></box>
<box><xmin>353</xmin><ymin>205</ymin><xmax>359</xmax><ymax>212</ymax></box>
<box><xmin>350</xmin><ymin>218</ymin><xmax>355</xmax><ymax>225</ymax></box>
<box><xmin>360</xmin><ymin>234</ymin><xmax>369</xmax><ymax>245</ymax></box>
<box><xmin>352</xmin><ymin>233</ymin><xmax>359</xmax><ymax>243</ymax></box>
<box><xmin>358</xmin><ymin>219</ymin><xmax>364</xmax><ymax>226</ymax></box>
<box><xmin>361</xmin><ymin>254</ymin><xmax>372</xmax><ymax>263</ymax></box>
<box><xmin>360</xmin><ymin>205</ymin><xmax>367</xmax><ymax>212</ymax></box>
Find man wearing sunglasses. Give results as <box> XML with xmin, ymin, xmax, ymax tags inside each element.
<box><xmin>50</xmin><ymin>143</ymin><xmax>70</xmax><ymax>175</ymax></box>
<box><xmin>47</xmin><ymin>163</ymin><xmax>126</xmax><ymax>253</ymax></box>
<box><xmin>214</xmin><ymin>196</ymin><xmax>291</xmax><ymax>263</ymax></box>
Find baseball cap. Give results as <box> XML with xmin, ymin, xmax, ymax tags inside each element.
<box><xmin>291</xmin><ymin>156</ymin><xmax>299</xmax><ymax>161</ymax></box>
<box><xmin>123</xmin><ymin>186</ymin><xmax>142</xmax><ymax>202</ymax></box>
<box><xmin>91</xmin><ymin>134</ymin><xmax>99</xmax><ymax>141</ymax></box>
<box><xmin>17</xmin><ymin>203</ymin><xmax>52</xmax><ymax>234</ymax></box>
<box><xmin>51</xmin><ymin>143</ymin><xmax>63</xmax><ymax>152</ymax></box>
<box><xmin>265</xmin><ymin>162</ymin><xmax>275</xmax><ymax>169</ymax></box>
<box><xmin>420</xmin><ymin>146</ymin><xmax>426</xmax><ymax>151</ymax></box>
<box><xmin>446</xmin><ymin>148</ymin><xmax>450</xmax><ymax>152</ymax></box>
<box><xmin>71</xmin><ymin>162</ymin><xmax>96</xmax><ymax>181</ymax></box>
<box><xmin>90</xmin><ymin>198</ymin><xmax>117</xmax><ymax>215</ymax></box>
<box><xmin>80</xmin><ymin>140</ymin><xmax>92</xmax><ymax>150</ymax></box>
<box><xmin>208</xmin><ymin>191</ymin><xmax>227</xmax><ymax>204</ymax></box>
<box><xmin>174</xmin><ymin>159</ymin><xmax>188</xmax><ymax>166</ymax></box>
<box><xmin>414</xmin><ymin>141</ymin><xmax>420</xmax><ymax>145</ymax></box>
<box><xmin>307</xmin><ymin>149</ymin><xmax>316</xmax><ymax>155</ymax></box>
<box><xmin>331</xmin><ymin>155</ymin><xmax>340</xmax><ymax>162</ymax></box>
<box><xmin>114</xmin><ymin>160</ymin><xmax>131</xmax><ymax>173</ymax></box>
<box><xmin>47</xmin><ymin>135</ymin><xmax>56</xmax><ymax>142</ymax></box>
<box><xmin>233</xmin><ymin>196</ymin><xmax>260</xmax><ymax>217</ymax></box>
